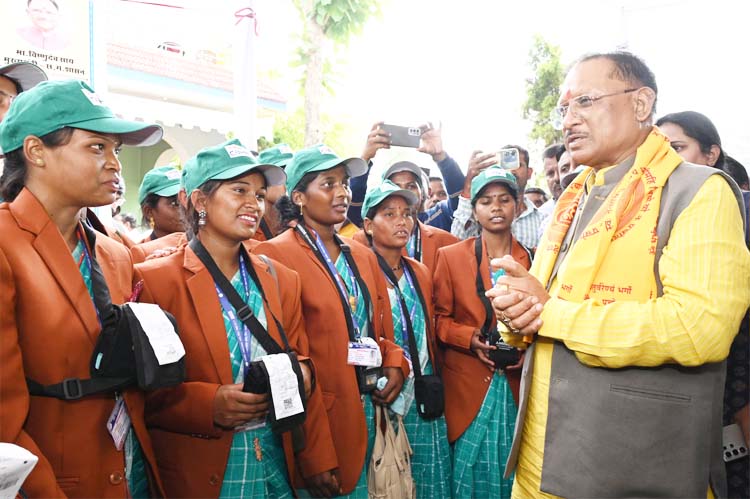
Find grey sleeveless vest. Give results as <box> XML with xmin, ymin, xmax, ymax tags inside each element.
<box><xmin>505</xmin><ymin>163</ymin><xmax>746</xmax><ymax>499</ymax></box>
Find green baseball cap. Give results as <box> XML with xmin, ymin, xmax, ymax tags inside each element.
<box><xmin>470</xmin><ymin>167</ymin><xmax>519</xmax><ymax>202</ymax></box>
<box><xmin>258</xmin><ymin>143</ymin><xmax>294</xmax><ymax>168</ymax></box>
<box><xmin>182</xmin><ymin>138</ymin><xmax>286</xmax><ymax>194</ymax></box>
<box><xmin>0</xmin><ymin>80</ymin><xmax>162</xmax><ymax>153</ymax></box>
<box><xmin>285</xmin><ymin>144</ymin><xmax>367</xmax><ymax>193</ymax></box>
<box><xmin>361</xmin><ymin>180</ymin><xmax>419</xmax><ymax>219</ymax></box>
<box><xmin>138</xmin><ymin>165</ymin><xmax>182</xmax><ymax>204</ymax></box>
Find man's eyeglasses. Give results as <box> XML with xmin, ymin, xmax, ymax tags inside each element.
<box><xmin>551</xmin><ymin>88</ymin><xmax>640</xmax><ymax>130</ymax></box>
<box><xmin>0</xmin><ymin>90</ymin><xmax>17</xmax><ymax>107</ymax></box>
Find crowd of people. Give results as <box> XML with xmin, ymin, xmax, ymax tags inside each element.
<box><xmin>0</xmin><ymin>49</ymin><xmax>748</xmax><ymax>499</ymax></box>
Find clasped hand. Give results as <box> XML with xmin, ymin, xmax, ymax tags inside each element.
<box><xmin>485</xmin><ymin>255</ymin><xmax>550</xmax><ymax>336</ymax></box>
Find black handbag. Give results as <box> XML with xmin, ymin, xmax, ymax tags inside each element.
<box><xmin>189</xmin><ymin>239</ymin><xmax>308</xmax><ymax>442</ymax></box>
<box><xmin>92</xmin><ymin>303</ymin><xmax>185</xmax><ymax>391</ymax></box>
<box><xmin>243</xmin><ymin>352</ymin><xmax>307</xmax><ymax>434</ymax></box>
<box><xmin>26</xmin><ymin>222</ymin><xmax>185</xmax><ymax>400</ymax></box>
<box><xmin>378</xmin><ymin>255</ymin><xmax>445</xmax><ymax>420</ymax></box>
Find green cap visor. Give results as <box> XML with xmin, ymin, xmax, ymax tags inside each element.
<box><xmin>258</xmin><ymin>143</ymin><xmax>294</xmax><ymax>168</ymax></box>
<box><xmin>0</xmin><ymin>79</ymin><xmax>162</xmax><ymax>153</ymax></box>
<box><xmin>361</xmin><ymin>179</ymin><xmax>419</xmax><ymax>219</ymax></box>
<box><xmin>138</xmin><ymin>165</ymin><xmax>182</xmax><ymax>204</ymax></box>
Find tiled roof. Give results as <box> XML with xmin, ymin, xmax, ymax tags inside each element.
<box><xmin>106</xmin><ymin>42</ymin><xmax>286</xmax><ymax>103</ymax></box>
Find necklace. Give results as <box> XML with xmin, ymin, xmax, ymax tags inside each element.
<box><xmin>391</xmin><ymin>263</ymin><xmax>403</xmax><ymax>271</ymax></box>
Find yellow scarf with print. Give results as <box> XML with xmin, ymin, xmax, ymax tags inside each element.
<box><xmin>532</xmin><ymin>127</ymin><xmax>683</xmax><ymax>303</ymax></box>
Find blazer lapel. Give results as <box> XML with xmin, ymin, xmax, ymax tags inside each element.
<box><xmin>294</xmin><ymin>230</ymin><xmax>337</xmax><ymax>288</ymax></box>
<box><xmin>184</xmin><ymin>248</ymin><xmax>234</xmax><ymax>385</ymax></box>
<box><xmin>11</xmin><ymin>190</ymin><xmax>100</xmax><ymax>345</ymax></box>
<box><xmin>479</xmin><ymin>237</ymin><xmax>493</xmax><ymax>292</ymax></box>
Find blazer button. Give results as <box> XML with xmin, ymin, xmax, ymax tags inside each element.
<box><xmin>484</xmin><ymin>376</ymin><xmax>490</xmax><ymax>383</ymax></box>
<box><xmin>109</xmin><ymin>471</ymin><xmax>124</xmax><ymax>485</ymax></box>
<box><xmin>209</xmin><ymin>473</ymin><xmax>220</xmax><ymax>486</ymax></box>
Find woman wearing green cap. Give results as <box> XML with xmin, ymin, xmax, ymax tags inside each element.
<box><xmin>137</xmin><ymin>164</ymin><xmax>184</xmax><ymax>243</ymax></box>
<box><xmin>253</xmin><ymin>144</ymin><xmax>294</xmax><ymax>242</ymax></box>
<box><xmin>433</xmin><ymin>167</ymin><xmax>532</xmax><ymax>499</ymax></box>
<box><xmin>361</xmin><ymin>180</ymin><xmax>452</xmax><ymax>498</ymax></box>
<box><xmin>255</xmin><ymin>144</ymin><xmax>409</xmax><ymax>498</ymax></box>
<box><xmin>0</xmin><ymin>79</ymin><xmax>164</xmax><ymax>498</ymax></box>
<box><xmin>136</xmin><ymin>138</ymin><xmax>338</xmax><ymax>498</ymax></box>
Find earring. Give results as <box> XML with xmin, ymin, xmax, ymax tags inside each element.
<box><xmin>198</xmin><ymin>210</ymin><xmax>207</xmax><ymax>227</ymax></box>
<box><xmin>35</xmin><ymin>159</ymin><xmax>43</xmax><ymax>165</ymax></box>
<box><xmin>149</xmin><ymin>217</ymin><xmax>155</xmax><ymax>230</ymax></box>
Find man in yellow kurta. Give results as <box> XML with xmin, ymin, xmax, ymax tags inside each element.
<box><xmin>488</xmin><ymin>52</ymin><xmax>750</xmax><ymax>498</ymax></box>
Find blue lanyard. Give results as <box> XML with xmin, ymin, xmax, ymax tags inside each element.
<box><xmin>76</xmin><ymin>225</ymin><xmax>101</xmax><ymax>326</ymax></box>
<box><xmin>215</xmin><ymin>256</ymin><xmax>254</xmax><ymax>375</ymax></box>
<box><xmin>295</xmin><ymin>224</ymin><xmax>364</xmax><ymax>339</ymax></box>
<box><xmin>313</xmin><ymin>230</ymin><xmax>359</xmax><ymax>306</ymax></box>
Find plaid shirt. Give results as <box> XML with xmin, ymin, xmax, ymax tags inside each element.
<box><xmin>450</xmin><ymin>195</ymin><xmax>546</xmax><ymax>249</ymax></box>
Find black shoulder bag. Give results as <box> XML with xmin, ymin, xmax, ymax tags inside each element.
<box><xmin>474</xmin><ymin>236</ymin><xmax>520</xmax><ymax>370</ymax></box>
<box><xmin>377</xmin><ymin>254</ymin><xmax>444</xmax><ymax>419</ymax></box>
<box><xmin>26</xmin><ymin>222</ymin><xmax>185</xmax><ymax>400</ymax></box>
<box><xmin>189</xmin><ymin>238</ymin><xmax>307</xmax><ymax>442</ymax></box>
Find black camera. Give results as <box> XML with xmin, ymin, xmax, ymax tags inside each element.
<box><xmin>484</xmin><ymin>332</ymin><xmax>520</xmax><ymax>370</ymax></box>
<box><xmin>357</xmin><ymin>366</ymin><xmax>382</xmax><ymax>394</ymax></box>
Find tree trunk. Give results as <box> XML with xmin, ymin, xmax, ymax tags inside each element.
<box><xmin>303</xmin><ymin>19</ymin><xmax>325</xmax><ymax>146</ymax></box>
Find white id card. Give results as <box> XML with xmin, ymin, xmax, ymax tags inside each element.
<box><xmin>347</xmin><ymin>341</ymin><xmax>380</xmax><ymax>367</ymax></box>
<box><xmin>107</xmin><ymin>398</ymin><xmax>131</xmax><ymax>451</ymax></box>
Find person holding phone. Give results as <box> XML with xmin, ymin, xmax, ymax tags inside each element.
<box><xmin>348</xmin><ymin>122</ymin><xmax>465</xmax><ymax>232</ymax></box>
<box><xmin>361</xmin><ymin>180</ymin><xmax>452</xmax><ymax>498</ymax></box>
<box><xmin>255</xmin><ymin>144</ymin><xmax>408</xmax><ymax>497</ymax></box>
<box><xmin>135</xmin><ymin>140</ymin><xmax>337</xmax><ymax>498</ymax></box>
<box><xmin>433</xmin><ymin>167</ymin><xmax>531</xmax><ymax>499</ymax></box>
<box><xmin>0</xmin><ymin>79</ymin><xmax>164</xmax><ymax>498</ymax></box>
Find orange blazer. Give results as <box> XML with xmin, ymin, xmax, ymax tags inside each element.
<box><xmin>433</xmin><ymin>236</ymin><xmax>531</xmax><ymax>442</ymax></box>
<box><xmin>254</xmin><ymin>229</ymin><xmax>409</xmax><ymax>494</ymax></box>
<box><xmin>135</xmin><ymin>246</ymin><xmax>337</xmax><ymax>498</ymax></box>
<box><xmin>0</xmin><ymin>189</ymin><xmax>164</xmax><ymax>498</ymax></box>
<box><xmin>130</xmin><ymin>232</ymin><xmax>187</xmax><ymax>264</ymax></box>
<box><xmin>352</xmin><ymin>221</ymin><xmax>458</xmax><ymax>274</ymax></box>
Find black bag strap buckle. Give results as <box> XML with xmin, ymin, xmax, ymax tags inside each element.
<box><xmin>62</xmin><ymin>378</ymin><xmax>84</xmax><ymax>400</ymax></box>
<box><xmin>236</xmin><ymin>304</ymin><xmax>253</xmax><ymax>322</ymax></box>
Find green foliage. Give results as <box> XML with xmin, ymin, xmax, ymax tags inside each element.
<box><xmin>270</xmin><ymin>108</ymin><xmax>350</xmax><ymax>154</ymax></box>
<box><xmin>523</xmin><ymin>35</ymin><xmax>564</xmax><ymax>146</ymax></box>
<box><xmin>312</xmin><ymin>0</ymin><xmax>381</xmax><ymax>43</ymax></box>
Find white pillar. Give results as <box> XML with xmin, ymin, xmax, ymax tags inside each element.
<box><xmin>232</xmin><ymin>0</ymin><xmax>257</xmax><ymax>151</ymax></box>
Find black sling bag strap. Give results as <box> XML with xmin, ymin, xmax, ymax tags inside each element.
<box><xmin>259</xmin><ymin>217</ymin><xmax>274</xmax><ymax>240</ymax></box>
<box><xmin>412</xmin><ymin>222</ymin><xmax>422</xmax><ymax>262</ymax></box>
<box><xmin>400</xmin><ymin>258</ymin><xmax>441</xmax><ymax>378</ymax></box>
<box><xmin>376</xmin><ymin>253</ymin><xmax>445</xmax><ymax>419</ymax></box>
<box><xmin>26</xmin><ymin>222</ymin><xmax>132</xmax><ymax>400</ymax></box>
<box><xmin>474</xmin><ymin>236</ymin><xmax>495</xmax><ymax>336</ymax></box>
<box><xmin>474</xmin><ymin>236</ymin><xmax>520</xmax><ymax>370</ymax></box>
<box><xmin>189</xmin><ymin>238</ymin><xmax>289</xmax><ymax>355</ymax></box>
<box><xmin>376</xmin><ymin>254</ymin><xmax>423</xmax><ymax>378</ymax></box>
